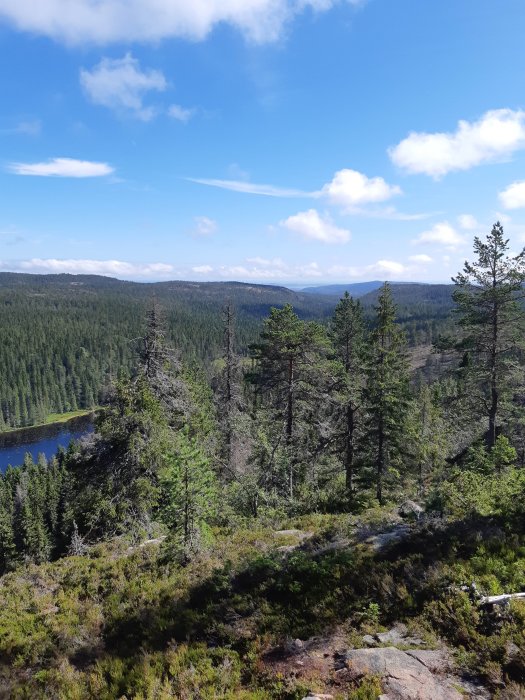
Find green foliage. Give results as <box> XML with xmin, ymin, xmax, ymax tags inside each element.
<box><xmin>434</xmin><ymin>436</ymin><xmax>524</xmax><ymax>519</ymax></box>
<box><xmin>0</xmin><ymin>274</ymin><xmax>335</xmax><ymax>429</ymax></box>
<box><xmin>159</xmin><ymin>431</ymin><xmax>218</xmax><ymax>560</ymax></box>
<box><xmin>437</xmin><ymin>466</ymin><xmax>525</xmax><ymax>519</ymax></box>
<box><xmin>363</xmin><ymin>283</ymin><xmax>412</xmax><ymax>503</ymax></box>
<box><xmin>452</xmin><ymin>222</ymin><xmax>525</xmax><ymax>447</ymax></box>
<box><xmin>348</xmin><ymin>676</ymin><xmax>383</xmax><ymax>700</ymax></box>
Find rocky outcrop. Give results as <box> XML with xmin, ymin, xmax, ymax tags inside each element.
<box><xmin>362</xmin><ymin>623</ymin><xmax>425</xmax><ymax>648</ymax></box>
<box><xmin>343</xmin><ymin>646</ymin><xmax>462</xmax><ymax>700</ymax></box>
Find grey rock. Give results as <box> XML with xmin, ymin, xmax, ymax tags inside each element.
<box><xmin>344</xmin><ymin>647</ymin><xmax>462</xmax><ymax>700</ymax></box>
<box><xmin>362</xmin><ymin>634</ymin><xmax>377</xmax><ymax>646</ymax></box>
<box><xmin>374</xmin><ymin>625</ymin><xmax>424</xmax><ymax>648</ymax></box>
<box><xmin>406</xmin><ymin>649</ymin><xmax>452</xmax><ymax>673</ymax></box>
<box><xmin>284</xmin><ymin>637</ymin><xmax>306</xmax><ymax>654</ymax></box>
<box><xmin>367</xmin><ymin>526</ymin><xmax>411</xmax><ymax>550</ymax></box>
<box><xmin>398</xmin><ymin>500</ymin><xmax>424</xmax><ymax>520</ymax></box>
<box><xmin>505</xmin><ymin>641</ymin><xmax>521</xmax><ymax>660</ymax></box>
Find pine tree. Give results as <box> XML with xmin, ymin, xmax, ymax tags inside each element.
<box><xmin>364</xmin><ymin>283</ymin><xmax>410</xmax><ymax>504</ymax></box>
<box><xmin>248</xmin><ymin>304</ymin><xmax>329</xmax><ymax>498</ymax></box>
<box><xmin>452</xmin><ymin>223</ymin><xmax>525</xmax><ymax>448</ymax></box>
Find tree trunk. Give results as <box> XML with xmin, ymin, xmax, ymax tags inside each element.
<box><xmin>376</xmin><ymin>414</ymin><xmax>384</xmax><ymax>504</ymax></box>
<box><xmin>345</xmin><ymin>404</ymin><xmax>355</xmax><ymax>495</ymax></box>
<box><xmin>286</xmin><ymin>357</ymin><xmax>294</xmax><ymax>441</ymax></box>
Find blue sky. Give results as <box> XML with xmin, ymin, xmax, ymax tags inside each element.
<box><xmin>1</xmin><ymin>0</ymin><xmax>525</xmax><ymax>284</ymax></box>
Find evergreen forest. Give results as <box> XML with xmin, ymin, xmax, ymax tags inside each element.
<box><xmin>2</xmin><ymin>225</ymin><xmax>525</xmax><ymax>698</ymax></box>
<box><xmin>0</xmin><ymin>273</ymin><xmax>454</xmax><ymax>429</ymax></box>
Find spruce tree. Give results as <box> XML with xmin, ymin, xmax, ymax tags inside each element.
<box><xmin>452</xmin><ymin>222</ymin><xmax>525</xmax><ymax>448</ymax></box>
<box><xmin>364</xmin><ymin>283</ymin><xmax>410</xmax><ymax>503</ymax></box>
<box><xmin>330</xmin><ymin>292</ymin><xmax>367</xmax><ymax>496</ymax></box>
<box><xmin>159</xmin><ymin>431</ymin><xmax>217</xmax><ymax>560</ymax></box>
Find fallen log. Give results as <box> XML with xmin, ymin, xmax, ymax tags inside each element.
<box><xmin>480</xmin><ymin>592</ymin><xmax>525</xmax><ymax>606</ymax></box>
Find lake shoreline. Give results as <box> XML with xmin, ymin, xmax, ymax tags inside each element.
<box><xmin>0</xmin><ymin>413</ymin><xmax>96</xmax><ymax>471</ymax></box>
<box><xmin>0</xmin><ymin>409</ymin><xmax>100</xmax><ymax>440</ymax></box>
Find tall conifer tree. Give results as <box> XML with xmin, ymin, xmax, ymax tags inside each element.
<box><xmin>452</xmin><ymin>222</ymin><xmax>525</xmax><ymax>448</ymax></box>
<box><xmin>365</xmin><ymin>283</ymin><xmax>410</xmax><ymax>503</ymax></box>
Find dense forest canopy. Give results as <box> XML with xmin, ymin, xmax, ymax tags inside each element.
<box><xmin>0</xmin><ymin>273</ymin><xmax>454</xmax><ymax>429</ymax></box>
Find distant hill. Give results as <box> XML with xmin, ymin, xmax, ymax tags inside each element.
<box><xmin>360</xmin><ymin>283</ymin><xmax>455</xmax><ymax>317</ymax></box>
<box><xmin>300</xmin><ymin>281</ymin><xmax>384</xmax><ymax>297</ymax></box>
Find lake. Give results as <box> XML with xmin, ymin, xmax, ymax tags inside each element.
<box><xmin>0</xmin><ymin>414</ymin><xmax>94</xmax><ymax>472</ymax></box>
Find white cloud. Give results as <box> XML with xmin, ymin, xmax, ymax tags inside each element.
<box><xmin>192</xmin><ymin>265</ymin><xmax>214</xmax><ymax>274</ymax></box>
<box><xmin>189</xmin><ymin>168</ymin><xmax>402</xmax><ymax>211</ymax></box>
<box><xmin>458</xmin><ymin>214</ymin><xmax>479</xmax><ymax>230</ymax></box>
<box><xmin>408</xmin><ymin>254</ymin><xmax>433</xmax><ymax>264</ymax></box>
<box><xmin>8</xmin><ymin>157</ymin><xmax>114</xmax><ymax>177</ymax></box>
<box><xmin>413</xmin><ymin>221</ymin><xmax>465</xmax><ymax>248</ymax></box>
<box><xmin>187</xmin><ymin>177</ymin><xmax>313</xmax><ymax>198</ymax></box>
<box><xmin>214</xmin><ymin>259</ymin><xmax>323</xmax><ymax>280</ymax></box>
<box><xmin>246</xmin><ymin>256</ymin><xmax>286</xmax><ymax>268</ymax></box>
<box><xmin>499</xmin><ymin>181</ymin><xmax>525</xmax><ymax>209</ymax></box>
<box><xmin>369</xmin><ymin>260</ymin><xmax>406</xmax><ymax>277</ymax></box>
<box><xmin>18</xmin><ymin>258</ymin><xmax>173</xmax><ymax>277</ymax></box>
<box><xmin>389</xmin><ymin>109</ymin><xmax>525</xmax><ymax>177</ymax></box>
<box><xmin>168</xmin><ymin>104</ymin><xmax>195</xmax><ymax>123</ymax></box>
<box><xmin>321</xmin><ymin>168</ymin><xmax>401</xmax><ymax>209</ymax></box>
<box><xmin>280</xmin><ymin>209</ymin><xmax>351</xmax><ymax>244</ymax></box>
<box><xmin>350</xmin><ymin>206</ymin><xmax>436</xmax><ymax>221</ymax></box>
<box><xmin>192</xmin><ymin>216</ymin><xmax>217</xmax><ymax>237</ymax></box>
<box><xmin>327</xmin><ymin>259</ymin><xmax>408</xmax><ymax>279</ymax></box>
<box><xmin>80</xmin><ymin>53</ymin><xmax>166</xmax><ymax>120</ymax></box>
<box><xmin>0</xmin><ymin>0</ymin><xmax>364</xmax><ymax>45</ymax></box>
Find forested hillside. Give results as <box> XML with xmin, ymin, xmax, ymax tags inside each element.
<box><xmin>2</xmin><ymin>226</ymin><xmax>525</xmax><ymax>698</ymax></box>
<box><xmin>0</xmin><ymin>275</ymin><xmax>334</xmax><ymax>428</ymax></box>
<box><xmin>0</xmin><ymin>273</ymin><xmax>454</xmax><ymax>429</ymax></box>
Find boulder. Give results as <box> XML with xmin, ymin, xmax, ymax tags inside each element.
<box><xmin>364</xmin><ymin>624</ymin><xmax>425</xmax><ymax>648</ymax></box>
<box><xmin>398</xmin><ymin>500</ymin><xmax>424</xmax><ymax>520</ymax></box>
<box><xmin>344</xmin><ymin>647</ymin><xmax>462</xmax><ymax>700</ymax></box>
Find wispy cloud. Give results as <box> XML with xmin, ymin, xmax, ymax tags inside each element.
<box><xmin>0</xmin><ymin>119</ymin><xmax>41</xmax><ymax>136</ymax></box>
<box><xmin>187</xmin><ymin>177</ymin><xmax>314</xmax><ymax>198</ymax></box>
<box><xmin>192</xmin><ymin>265</ymin><xmax>213</xmax><ymax>274</ymax></box>
<box><xmin>80</xmin><ymin>54</ymin><xmax>166</xmax><ymax>121</ymax></box>
<box><xmin>8</xmin><ymin>158</ymin><xmax>114</xmax><ymax>178</ymax></box>
<box><xmin>327</xmin><ymin>260</ymin><xmax>409</xmax><ymax>279</ymax></box>
<box><xmin>192</xmin><ymin>216</ymin><xmax>217</xmax><ymax>237</ymax></box>
<box><xmin>17</xmin><ymin>258</ymin><xmax>173</xmax><ymax>277</ymax></box>
<box><xmin>189</xmin><ymin>168</ymin><xmax>402</xmax><ymax>210</ymax></box>
<box><xmin>409</xmin><ymin>254</ymin><xmax>433</xmax><ymax>264</ymax></box>
<box><xmin>168</xmin><ymin>104</ymin><xmax>195</xmax><ymax>123</ymax></box>
<box><xmin>389</xmin><ymin>109</ymin><xmax>525</xmax><ymax>178</ymax></box>
<box><xmin>458</xmin><ymin>214</ymin><xmax>480</xmax><ymax>230</ymax></box>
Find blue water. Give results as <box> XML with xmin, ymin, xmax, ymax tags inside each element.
<box><xmin>0</xmin><ymin>415</ymin><xmax>93</xmax><ymax>472</ymax></box>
